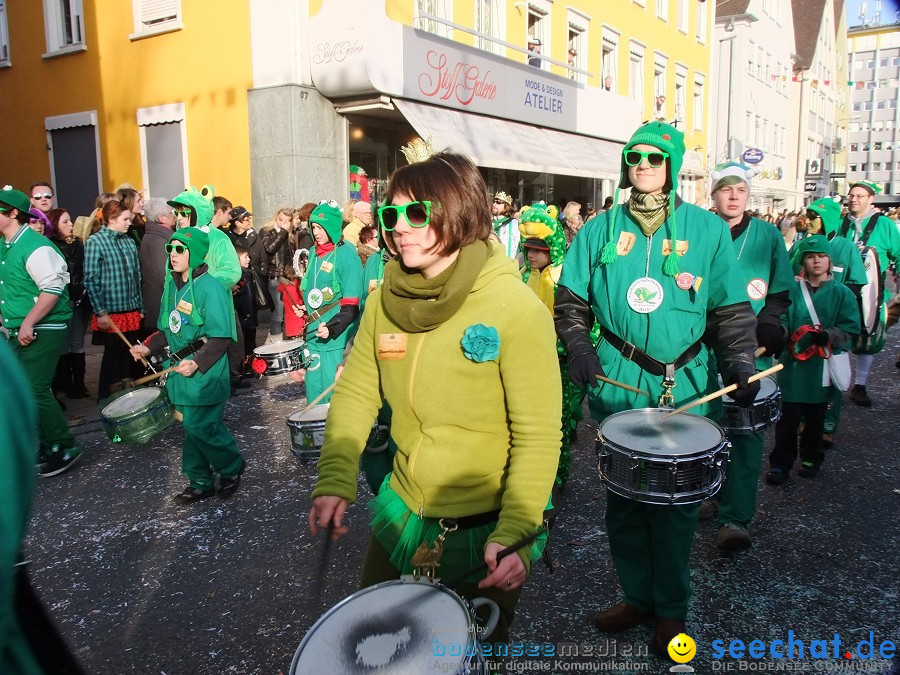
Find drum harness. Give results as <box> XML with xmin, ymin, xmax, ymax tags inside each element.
<box><xmin>148</xmin><ymin>337</ymin><xmax>207</xmax><ymax>371</ymax></box>
<box><xmin>601</xmin><ymin>330</ymin><xmax>702</xmax><ymax>408</ymax></box>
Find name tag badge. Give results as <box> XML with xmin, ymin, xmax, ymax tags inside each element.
<box><xmin>616</xmin><ymin>232</ymin><xmax>636</xmax><ymax>256</ymax></box>
<box><xmin>368</xmin><ymin>279</ymin><xmax>379</xmax><ymax>293</ymax></box>
<box><xmin>320</xmin><ymin>261</ymin><xmax>334</xmax><ymax>273</ymax></box>
<box><xmin>176</xmin><ymin>299</ymin><xmax>193</xmax><ymax>314</ymax></box>
<box><xmin>378</xmin><ymin>333</ymin><xmax>408</xmax><ymax>360</ymax></box>
<box><xmin>662</xmin><ymin>239</ymin><xmax>689</xmax><ymax>257</ymax></box>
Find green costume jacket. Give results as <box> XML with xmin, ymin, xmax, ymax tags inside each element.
<box><xmin>301</xmin><ymin>243</ymin><xmax>363</xmax><ymax>351</ymax></box>
<box><xmin>560</xmin><ymin>202</ymin><xmax>751</xmax><ymax>418</ymax></box>
<box><xmin>203</xmin><ymin>225</ymin><xmax>242</xmax><ymax>288</ymax></box>
<box><xmin>778</xmin><ymin>278</ymin><xmax>860</xmax><ymax>403</ymax></box>
<box><xmin>158</xmin><ymin>267</ymin><xmax>236</xmax><ymax>406</ymax></box>
<box><xmin>313</xmin><ymin>244</ymin><xmax>562</xmax><ymax>555</ymax></box>
<box><xmin>836</xmin><ymin>213</ymin><xmax>900</xmax><ymax>302</ymax></box>
<box><xmin>732</xmin><ymin>217</ymin><xmax>794</xmax><ymax>316</ymax></box>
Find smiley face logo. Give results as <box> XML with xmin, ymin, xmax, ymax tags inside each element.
<box><xmin>667</xmin><ymin>633</ymin><xmax>696</xmax><ymax>663</ymax></box>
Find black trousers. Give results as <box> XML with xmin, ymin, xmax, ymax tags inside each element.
<box><xmin>769</xmin><ymin>401</ymin><xmax>828</xmax><ymax>471</ymax></box>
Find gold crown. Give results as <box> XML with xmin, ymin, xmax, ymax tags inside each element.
<box><xmin>494</xmin><ymin>191</ymin><xmax>513</xmax><ymax>206</ymax></box>
<box><xmin>400</xmin><ymin>137</ymin><xmax>436</xmax><ymax>164</ymax></box>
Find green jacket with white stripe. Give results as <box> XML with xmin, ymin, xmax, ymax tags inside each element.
<box><xmin>0</xmin><ymin>225</ymin><xmax>72</xmax><ymax>330</ymax></box>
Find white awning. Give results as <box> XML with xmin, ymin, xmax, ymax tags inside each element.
<box><xmin>393</xmin><ymin>99</ymin><xmax>621</xmax><ymax>179</ymax></box>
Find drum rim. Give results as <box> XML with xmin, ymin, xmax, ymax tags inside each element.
<box><xmin>253</xmin><ymin>340</ymin><xmax>307</xmax><ymax>356</ymax></box>
<box><xmin>598</xmin><ymin>407</ymin><xmax>725</xmax><ymax>457</ymax></box>
<box><xmin>291</xmin><ymin>578</ymin><xmax>476</xmax><ymax>673</ymax></box>
<box><xmin>287</xmin><ymin>403</ymin><xmax>330</xmax><ymax>423</ymax></box>
<box><xmin>101</xmin><ymin>387</ymin><xmax>166</xmax><ymax>420</ymax></box>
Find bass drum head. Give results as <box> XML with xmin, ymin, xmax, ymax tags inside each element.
<box><xmin>600</xmin><ymin>408</ymin><xmax>724</xmax><ymax>457</ymax></box>
<box><xmin>860</xmin><ymin>247</ymin><xmax>882</xmax><ymax>336</ymax></box>
<box><xmin>102</xmin><ymin>388</ymin><xmax>163</xmax><ymax>418</ymax></box>
<box><xmin>287</xmin><ymin>404</ymin><xmax>329</xmax><ymax>424</ymax></box>
<box><xmin>254</xmin><ymin>339</ymin><xmax>306</xmax><ymax>356</ymax></box>
<box><xmin>291</xmin><ymin>580</ymin><xmax>472</xmax><ymax>674</ymax></box>
<box><xmin>723</xmin><ymin>375</ymin><xmax>778</xmax><ymax>403</ymax></box>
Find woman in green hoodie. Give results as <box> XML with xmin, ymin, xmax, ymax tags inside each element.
<box><xmin>309</xmin><ymin>152</ymin><xmax>562</xmax><ymax>641</ymax></box>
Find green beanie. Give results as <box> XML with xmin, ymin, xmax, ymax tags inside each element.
<box><xmin>168</xmin><ymin>227</ymin><xmax>210</xmax><ymax>269</ymax></box>
<box><xmin>806</xmin><ymin>197</ymin><xmax>842</xmax><ymax>236</ymax></box>
<box><xmin>309</xmin><ymin>202</ymin><xmax>344</xmax><ymax>244</ymax></box>
<box><xmin>791</xmin><ymin>234</ymin><xmax>832</xmax><ymax>267</ymax></box>
<box><xmin>848</xmin><ymin>179</ymin><xmax>882</xmax><ymax>196</ymax></box>
<box><xmin>168</xmin><ymin>185</ymin><xmax>215</xmax><ymax>228</ymax></box>
<box><xmin>619</xmin><ymin>121</ymin><xmax>685</xmax><ymax>192</ymax></box>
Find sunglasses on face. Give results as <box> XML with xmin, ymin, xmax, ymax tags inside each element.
<box><xmin>806</xmin><ymin>212</ymin><xmax>821</xmax><ymax>220</ymax></box>
<box><xmin>378</xmin><ymin>201</ymin><xmax>435</xmax><ymax>231</ymax></box>
<box><xmin>0</xmin><ymin>206</ymin><xmax>10</xmax><ymax>214</ymax></box>
<box><xmin>165</xmin><ymin>243</ymin><xmax>189</xmax><ymax>255</ymax></box>
<box><xmin>173</xmin><ymin>209</ymin><xmax>192</xmax><ymax>218</ymax></box>
<box><xmin>623</xmin><ymin>150</ymin><xmax>669</xmax><ymax>168</ymax></box>
<box><xmin>32</xmin><ymin>193</ymin><xmax>53</xmax><ymax>200</ymax></box>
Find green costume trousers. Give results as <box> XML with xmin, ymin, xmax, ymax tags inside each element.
<box><xmin>176</xmin><ymin>402</ymin><xmax>243</xmax><ymax>490</ymax></box>
<box><xmin>717</xmin><ymin>431</ymin><xmax>763</xmax><ymax>527</ymax></box>
<box><xmin>605</xmin><ymin>492</ymin><xmax>699</xmax><ymax>619</ymax></box>
<box><xmin>305</xmin><ymin>346</ymin><xmax>343</xmax><ymax>404</ymax></box>
<box><xmin>360</xmin><ymin>535</ymin><xmax>521</xmax><ymax>645</ymax></box>
<box><xmin>10</xmin><ymin>329</ymin><xmax>76</xmax><ymax>451</ymax></box>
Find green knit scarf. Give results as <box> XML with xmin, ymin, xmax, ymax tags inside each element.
<box><xmin>382</xmin><ymin>240</ymin><xmax>490</xmax><ymax>333</ymax></box>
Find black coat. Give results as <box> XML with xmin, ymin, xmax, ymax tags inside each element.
<box><xmin>228</xmin><ymin>227</ymin><xmax>265</xmax><ymax>278</ymax></box>
<box><xmin>139</xmin><ymin>221</ymin><xmax>174</xmax><ymax>330</ymax></box>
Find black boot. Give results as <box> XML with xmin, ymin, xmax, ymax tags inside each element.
<box><xmin>70</xmin><ymin>352</ymin><xmax>89</xmax><ymax>399</ymax></box>
<box><xmin>53</xmin><ymin>354</ymin><xmax>70</xmax><ymax>398</ymax></box>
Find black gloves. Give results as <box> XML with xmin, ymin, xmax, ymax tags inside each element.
<box><xmin>756</xmin><ymin>323</ymin><xmax>785</xmax><ymax>359</ymax></box>
<box><xmin>810</xmin><ymin>330</ymin><xmax>830</xmax><ymax>346</ymax></box>
<box><xmin>569</xmin><ymin>352</ymin><xmax>604</xmax><ymax>389</ymax></box>
<box><xmin>728</xmin><ymin>370</ymin><xmax>760</xmax><ymax>408</ymax></box>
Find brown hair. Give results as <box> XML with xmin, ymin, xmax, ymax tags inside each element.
<box><xmin>384</xmin><ymin>151</ymin><xmax>491</xmax><ymax>255</ymax></box>
<box><xmin>47</xmin><ymin>208</ymin><xmax>71</xmax><ymax>240</ymax></box>
<box><xmin>116</xmin><ymin>188</ymin><xmax>141</xmax><ymax>213</ymax></box>
<box><xmin>296</xmin><ymin>202</ymin><xmax>316</xmax><ymax>223</ymax></box>
<box><xmin>101</xmin><ymin>200</ymin><xmax>130</xmax><ymax>225</ymax></box>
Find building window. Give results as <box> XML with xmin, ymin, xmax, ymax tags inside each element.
<box><xmin>474</xmin><ymin>0</ymin><xmax>504</xmax><ymax>54</ymax></box>
<box><xmin>874</xmin><ymin>142</ymin><xmax>882</xmax><ymax>151</ymax></box>
<box><xmin>861</xmin><ymin>163</ymin><xmax>868</xmax><ymax>171</ymax></box>
<box><xmin>674</xmin><ymin>66</ymin><xmax>687</xmax><ymax>124</ymax></box>
<box><xmin>893</xmin><ymin>57</ymin><xmax>900</xmax><ymax>66</ymax></box>
<box><xmin>849</xmin><ymin>164</ymin><xmax>858</xmax><ymax>172</ymax></box>
<box><xmin>566</xmin><ymin>9</ymin><xmax>588</xmax><ymax>83</ymax></box>
<box><xmin>602</xmin><ymin>27</ymin><xmax>619</xmax><ymax>92</ymax></box>
<box><xmin>676</xmin><ymin>0</ymin><xmax>688</xmax><ymax>33</ymax></box>
<box><xmin>850</xmin><ymin>143</ymin><xmax>858</xmax><ymax>152</ymax></box>
<box><xmin>43</xmin><ymin>0</ymin><xmax>84</xmax><ymax>54</ymax></box>
<box><xmin>654</xmin><ymin>53</ymin><xmax>667</xmax><ymax>120</ymax></box>
<box><xmin>693</xmin><ymin>74</ymin><xmax>704</xmax><ymax>130</ymax></box>
<box><xmin>131</xmin><ymin>0</ymin><xmax>181</xmax><ymax>37</ymax></box>
<box><xmin>866</xmin><ymin>60</ymin><xmax>875</xmax><ymax>68</ymax></box>
<box><xmin>748</xmin><ymin>42</ymin><xmax>756</xmax><ymax>76</ymax></box>
<box><xmin>137</xmin><ymin>104</ymin><xmax>189</xmax><ymax>200</ymax></box>
<box><xmin>696</xmin><ymin>1</ymin><xmax>707</xmax><ymax>43</ymax></box>
<box><xmin>877</xmin><ymin>100</ymin><xmax>886</xmax><ymax>109</ymax></box>
<box><xmin>872</xmin><ymin>162</ymin><xmax>882</xmax><ymax>171</ymax></box>
<box><xmin>656</xmin><ymin>0</ymin><xmax>668</xmax><ymax>21</ymax></box>
<box><xmin>0</xmin><ymin>0</ymin><xmax>10</xmax><ymax>64</ymax></box>
<box><xmin>879</xmin><ymin>57</ymin><xmax>888</xmax><ymax>67</ymax></box>
<box><xmin>864</xmin><ymin>101</ymin><xmax>873</xmax><ymax>110</ymax></box>
<box><xmin>416</xmin><ymin>0</ymin><xmax>453</xmax><ymax>39</ymax></box>
<box><xmin>526</xmin><ymin>5</ymin><xmax>549</xmax><ymax>69</ymax></box>
<box><xmin>45</xmin><ymin>112</ymin><xmax>101</xmax><ymax>218</ymax></box>
<box><xmin>629</xmin><ymin>41</ymin><xmax>645</xmax><ymax>115</ymax></box>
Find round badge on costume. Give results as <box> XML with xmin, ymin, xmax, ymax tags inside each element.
<box><xmin>168</xmin><ymin>310</ymin><xmax>182</xmax><ymax>334</ymax></box>
<box><xmin>675</xmin><ymin>272</ymin><xmax>694</xmax><ymax>290</ymax></box>
<box><xmin>627</xmin><ymin>277</ymin><xmax>665</xmax><ymax>313</ymax></box>
<box><xmin>746</xmin><ymin>278</ymin><xmax>768</xmax><ymax>301</ymax></box>
<box><xmin>322</xmin><ymin>287</ymin><xmax>334</xmax><ymax>302</ymax></box>
<box><xmin>307</xmin><ymin>288</ymin><xmax>324</xmax><ymax>309</ymax></box>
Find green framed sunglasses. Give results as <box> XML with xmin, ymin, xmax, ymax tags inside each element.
<box><xmin>173</xmin><ymin>208</ymin><xmax>192</xmax><ymax>218</ymax></box>
<box><xmin>165</xmin><ymin>243</ymin><xmax>189</xmax><ymax>255</ymax></box>
<box><xmin>378</xmin><ymin>200</ymin><xmax>436</xmax><ymax>231</ymax></box>
<box><xmin>623</xmin><ymin>149</ymin><xmax>669</xmax><ymax>168</ymax></box>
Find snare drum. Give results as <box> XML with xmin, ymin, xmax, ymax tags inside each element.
<box><xmin>100</xmin><ymin>387</ymin><xmax>176</xmax><ymax>444</ymax></box>
<box><xmin>721</xmin><ymin>375</ymin><xmax>782</xmax><ymax>434</ymax></box>
<box><xmin>290</xmin><ymin>577</ymin><xmax>498</xmax><ymax>675</ymax></box>
<box><xmin>596</xmin><ymin>408</ymin><xmax>729</xmax><ymax>505</ymax></box>
<box><xmin>252</xmin><ymin>339</ymin><xmax>311</xmax><ymax>376</ymax></box>
<box><xmin>287</xmin><ymin>404</ymin><xmax>329</xmax><ymax>458</ymax></box>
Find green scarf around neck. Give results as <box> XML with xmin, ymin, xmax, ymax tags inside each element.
<box><xmin>381</xmin><ymin>240</ymin><xmax>490</xmax><ymax>333</ymax></box>
<box><xmin>628</xmin><ymin>191</ymin><xmax>670</xmax><ymax>236</ymax></box>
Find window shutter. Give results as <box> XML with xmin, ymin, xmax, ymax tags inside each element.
<box><xmin>141</xmin><ymin>0</ymin><xmax>178</xmax><ymax>28</ymax></box>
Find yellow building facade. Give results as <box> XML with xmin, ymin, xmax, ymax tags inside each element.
<box><xmin>0</xmin><ymin>1</ymin><xmax>254</xmax><ymax>216</ymax></box>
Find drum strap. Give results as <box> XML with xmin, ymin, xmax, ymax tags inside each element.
<box><xmin>443</xmin><ymin>510</ymin><xmax>501</xmax><ymax>530</ymax></box>
<box><xmin>306</xmin><ymin>299</ymin><xmax>342</xmax><ymax>323</ymax></box>
<box><xmin>602</xmin><ymin>330</ymin><xmax>702</xmax><ymax>378</ymax></box>
<box><xmin>149</xmin><ymin>338</ymin><xmax>207</xmax><ymax>368</ymax></box>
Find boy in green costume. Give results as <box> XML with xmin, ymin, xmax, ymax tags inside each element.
<box><xmin>766</xmin><ymin>236</ymin><xmax>859</xmax><ymax>484</ymax></box>
<box><xmin>131</xmin><ymin>228</ymin><xmax>245</xmax><ymax>504</ymax></box>
<box><xmin>555</xmin><ymin>122</ymin><xmax>758</xmax><ymax>656</ymax></box>
<box><xmin>296</xmin><ymin>202</ymin><xmax>363</xmax><ymax>404</ymax></box>
<box><xmin>701</xmin><ymin>163</ymin><xmax>793</xmax><ymax>550</ymax></box>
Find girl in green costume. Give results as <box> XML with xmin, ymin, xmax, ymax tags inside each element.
<box><xmin>131</xmin><ymin>228</ymin><xmax>245</xmax><ymax>504</ymax></box>
<box><xmin>309</xmin><ymin>152</ymin><xmax>561</xmax><ymax>643</ymax></box>
<box><xmin>295</xmin><ymin>202</ymin><xmax>363</xmax><ymax>404</ymax></box>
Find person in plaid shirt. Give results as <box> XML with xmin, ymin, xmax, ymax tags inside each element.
<box><xmin>84</xmin><ymin>200</ymin><xmax>144</xmax><ymax>399</ymax></box>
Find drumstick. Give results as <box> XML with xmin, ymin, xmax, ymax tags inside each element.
<box><xmin>107</xmin><ymin>316</ymin><xmax>150</xmax><ymax>368</ymax></box>
<box><xmin>129</xmin><ymin>366</ymin><xmax>178</xmax><ymax>388</ymax></box>
<box><xmin>297</xmin><ymin>381</ymin><xmax>337</xmax><ymax>416</ymax></box>
<box><xmin>441</xmin><ymin>528</ymin><xmax>545</xmax><ymax>589</ymax></box>
<box><xmin>755</xmin><ymin>346</ymin><xmax>766</xmax><ymax>357</ymax></box>
<box><xmin>596</xmin><ymin>374</ymin><xmax>650</xmax><ymax>397</ymax></box>
<box><xmin>662</xmin><ymin>363</ymin><xmax>784</xmax><ymax>419</ymax></box>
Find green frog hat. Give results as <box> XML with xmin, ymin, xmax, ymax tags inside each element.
<box><xmin>168</xmin><ymin>227</ymin><xmax>210</xmax><ymax>270</ymax></box>
<box><xmin>167</xmin><ymin>185</ymin><xmax>215</xmax><ymax>229</ymax></box>
<box><xmin>309</xmin><ymin>200</ymin><xmax>344</xmax><ymax>244</ymax></box>
<box><xmin>518</xmin><ymin>201</ymin><xmax>566</xmax><ymax>270</ymax></box>
<box><xmin>791</xmin><ymin>234</ymin><xmax>833</xmax><ymax>268</ymax></box>
<box><xmin>806</xmin><ymin>196</ymin><xmax>842</xmax><ymax>237</ymax></box>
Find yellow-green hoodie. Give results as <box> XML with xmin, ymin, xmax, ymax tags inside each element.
<box><xmin>313</xmin><ymin>242</ymin><xmax>562</xmax><ymax>554</ymax></box>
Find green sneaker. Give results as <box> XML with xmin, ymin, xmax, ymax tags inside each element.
<box><xmin>39</xmin><ymin>445</ymin><xmax>82</xmax><ymax>478</ymax></box>
<box><xmin>797</xmin><ymin>461</ymin><xmax>820</xmax><ymax>478</ymax></box>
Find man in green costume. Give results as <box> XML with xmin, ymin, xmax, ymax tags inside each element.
<box><xmin>131</xmin><ymin>227</ymin><xmax>245</xmax><ymax>504</ymax></box>
<box><xmin>790</xmin><ymin>196</ymin><xmax>867</xmax><ymax>449</ymax></box>
<box><xmin>297</xmin><ymin>201</ymin><xmax>363</xmax><ymax>404</ymax></box>
<box><xmin>834</xmin><ymin>180</ymin><xmax>900</xmax><ymax>407</ymax></box>
<box><xmin>0</xmin><ymin>185</ymin><xmax>81</xmax><ymax>477</ymax></box>
<box><xmin>700</xmin><ymin>163</ymin><xmax>793</xmax><ymax>550</ymax></box>
<box><xmin>555</xmin><ymin>122</ymin><xmax>758</xmax><ymax>656</ymax></box>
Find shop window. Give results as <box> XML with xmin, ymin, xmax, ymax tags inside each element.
<box><xmin>138</xmin><ymin>104</ymin><xmax>188</xmax><ymax>200</ymax></box>
<box><xmin>43</xmin><ymin>0</ymin><xmax>84</xmax><ymax>55</ymax></box>
<box><xmin>131</xmin><ymin>0</ymin><xmax>181</xmax><ymax>39</ymax></box>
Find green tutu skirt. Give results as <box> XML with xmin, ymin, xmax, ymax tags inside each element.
<box><xmin>370</xmin><ymin>476</ymin><xmax>549</xmax><ymax>583</ymax></box>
